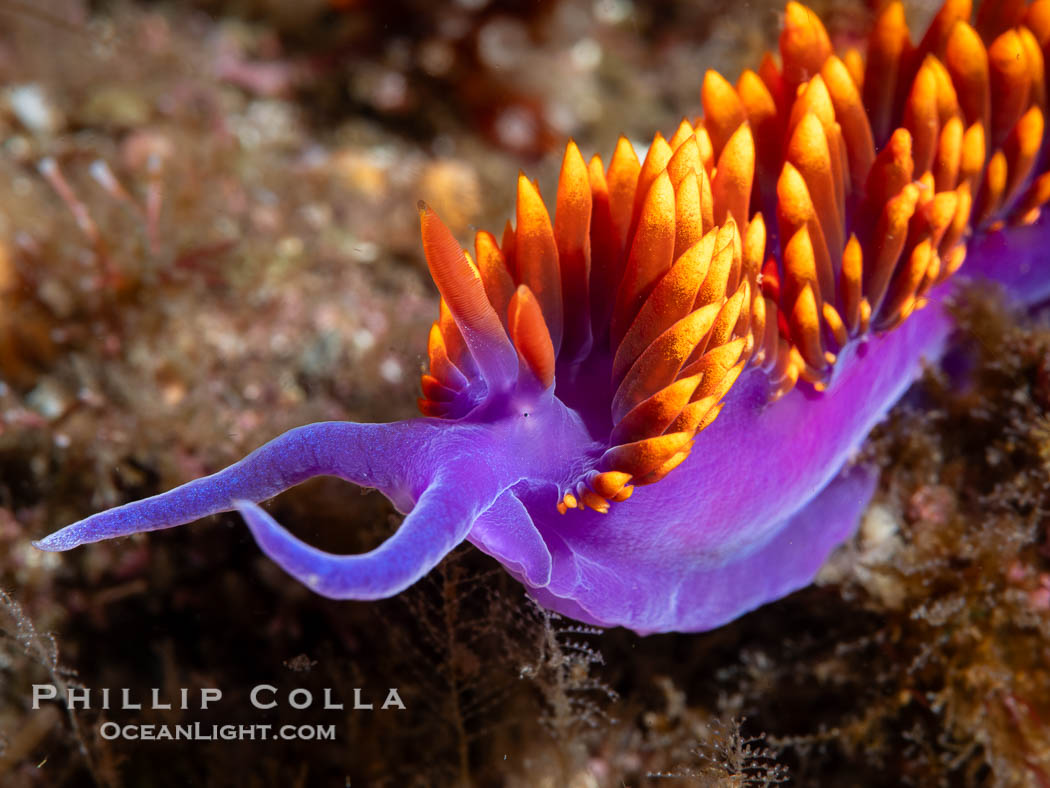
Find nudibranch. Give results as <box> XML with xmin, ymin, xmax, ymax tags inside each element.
<box><xmin>34</xmin><ymin>1</ymin><xmax>1050</xmax><ymax>633</ymax></box>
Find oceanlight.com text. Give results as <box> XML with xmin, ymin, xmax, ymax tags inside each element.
<box><xmin>98</xmin><ymin>722</ymin><xmax>337</xmax><ymax>742</ymax></box>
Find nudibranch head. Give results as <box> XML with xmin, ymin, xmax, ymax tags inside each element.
<box><xmin>34</xmin><ymin>0</ymin><xmax>1050</xmax><ymax>633</ymax></box>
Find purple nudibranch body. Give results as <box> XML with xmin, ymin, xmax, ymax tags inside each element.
<box><xmin>34</xmin><ymin>217</ymin><xmax>1050</xmax><ymax>633</ymax></box>
<box><xmin>34</xmin><ymin>1</ymin><xmax>1050</xmax><ymax>633</ymax></box>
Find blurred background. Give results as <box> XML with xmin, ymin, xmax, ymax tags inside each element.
<box><xmin>1</xmin><ymin>0</ymin><xmax>1049</xmax><ymax>785</ymax></box>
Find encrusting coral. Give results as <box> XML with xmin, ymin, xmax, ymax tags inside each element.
<box><xmin>31</xmin><ymin>1</ymin><xmax>1050</xmax><ymax>633</ymax></box>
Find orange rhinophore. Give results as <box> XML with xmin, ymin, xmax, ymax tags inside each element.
<box><xmin>418</xmin><ymin>1</ymin><xmax>1050</xmax><ymax>513</ymax></box>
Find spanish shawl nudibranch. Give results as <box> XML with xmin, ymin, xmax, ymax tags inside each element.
<box><xmin>34</xmin><ymin>1</ymin><xmax>1050</xmax><ymax>633</ymax></box>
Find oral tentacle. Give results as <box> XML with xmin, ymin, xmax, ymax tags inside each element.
<box><xmin>33</xmin><ymin>420</ymin><xmax>441</xmax><ymax>552</ymax></box>
<box><xmin>234</xmin><ymin>465</ymin><xmax>503</xmax><ymax>600</ymax></box>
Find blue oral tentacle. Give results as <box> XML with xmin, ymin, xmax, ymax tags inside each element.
<box><xmin>33</xmin><ymin>420</ymin><xmax>441</xmax><ymax>552</ymax></box>
<box><xmin>233</xmin><ymin>464</ymin><xmax>504</xmax><ymax>599</ymax></box>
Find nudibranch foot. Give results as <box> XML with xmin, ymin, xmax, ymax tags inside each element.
<box><xmin>464</xmin><ymin>490</ymin><xmax>553</xmax><ymax>588</ymax></box>
<box><xmin>524</xmin><ymin>463</ymin><xmax>878</xmax><ymax>635</ymax></box>
<box><xmin>961</xmin><ymin>210</ymin><xmax>1050</xmax><ymax>304</ymax></box>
